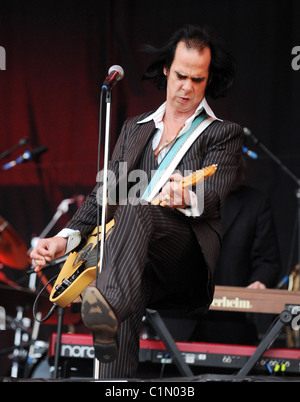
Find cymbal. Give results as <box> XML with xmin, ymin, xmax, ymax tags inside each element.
<box><xmin>0</xmin><ymin>285</ymin><xmax>81</xmax><ymax>325</ymax></box>
<box><xmin>0</xmin><ymin>216</ymin><xmax>29</xmax><ymax>269</ymax></box>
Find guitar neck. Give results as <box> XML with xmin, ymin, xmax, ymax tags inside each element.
<box><xmin>151</xmin><ymin>165</ymin><xmax>217</xmax><ymax>206</ymax></box>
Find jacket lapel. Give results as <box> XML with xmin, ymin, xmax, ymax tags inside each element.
<box><xmin>123</xmin><ymin>120</ymin><xmax>156</xmax><ymax>172</ymax></box>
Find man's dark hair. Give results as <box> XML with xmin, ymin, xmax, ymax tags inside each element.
<box><xmin>142</xmin><ymin>24</ymin><xmax>236</xmax><ymax>99</ymax></box>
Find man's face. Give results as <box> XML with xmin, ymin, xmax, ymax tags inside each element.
<box><xmin>164</xmin><ymin>41</ymin><xmax>211</xmax><ymax>116</ymax></box>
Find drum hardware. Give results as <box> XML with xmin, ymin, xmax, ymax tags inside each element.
<box><xmin>10</xmin><ymin>306</ymin><xmax>28</xmax><ymax>378</ymax></box>
<box><xmin>0</xmin><ymin>283</ymin><xmax>80</xmax><ymax>379</ymax></box>
<box><xmin>0</xmin><ymin>318</ymin><xmax>48</xmax><ymax>379</ymax></box>
<box><xmin>0</xmin><ymin>201</ymin><xmax>82</xmax><ymax>378</ymax></box>
<box><xmin>23</xmin><ymin>311</ymin><xmax>43</xmax><ymax>377</ymax></box>
<box><xmin>5</xmin><ymin>314</ymin><xmax>31</xmax><ymax>334</ymax></box>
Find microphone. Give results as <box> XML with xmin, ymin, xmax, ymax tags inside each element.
<box><xmin>17</xmin><ymin>137</ymin><xmax>29</xmax><ymax>146</ymax></box>
<box><xmin>243</xmin><ymin>146</ymin><xmax>258</xmax><ymax>160</ymax></box>
<box><xmin>243</xmin><ymin>127</ymin><xmax>260</xmax><ymax>146</ymax></box>
<box><xmin>2</xmin><ymin>145</ymin><xmax>48</xmax><ymax>170</ymax></box>
<box><xmin>243</xmin><ymin>127</ymin><xmax>252</xmax><ymax>137</ymax></box>
<box><xmin>102</xmin><ymin>65</ymin><xmax>124</xmax><ymax>91</ymax></box>
<box><xmin>0</xmin><ymin>137</ymin><xmax>30</xmax><ymax>161</ymax></box>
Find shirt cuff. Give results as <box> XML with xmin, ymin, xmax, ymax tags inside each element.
<box><xmin>177</xmin><ymin>190</ymin><xmax>201</xmax><ymax>218</ymax></box>
<box><xmin>55</xmin><ymin>228</ymin><xmax>82</xmax><ymax>254</ymax></box>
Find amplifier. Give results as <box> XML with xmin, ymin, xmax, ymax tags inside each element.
<box><xmin>48</xmin><ymin>333</ymin><xmax>300</xmax><ymax>375</ymax></box>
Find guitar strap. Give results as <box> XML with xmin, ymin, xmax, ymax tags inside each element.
<box><xmin>141</xmin><ymin>112</ymin><xmax>215</xmax><ymax>202</ymax></box>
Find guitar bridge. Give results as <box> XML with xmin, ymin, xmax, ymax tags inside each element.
<box><xmin>52</xmin><ymin>264</ymin><xmax>86</xmax><ymax>299</ymax></box>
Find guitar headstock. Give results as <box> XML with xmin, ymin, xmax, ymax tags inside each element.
<box><xmin>182</xmin><ymin>165</ymin><xmax>218</xmax><ymax>187</ymax></box>
<box><xmin>203</xmin><ymin>164</ymin><xmax>218</xmax><ymax>178</ymax></box>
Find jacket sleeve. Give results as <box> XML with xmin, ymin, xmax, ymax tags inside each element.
<box><xmin>197</xmin><ymin>120</ymin><xmax>244</xmax><ymax>221</ymax></box>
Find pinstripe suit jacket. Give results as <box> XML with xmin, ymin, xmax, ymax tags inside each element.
<box><xmin>68</xmin><ymin>112</ymin><xmax>243</xmax><ymax>288</ymax></box>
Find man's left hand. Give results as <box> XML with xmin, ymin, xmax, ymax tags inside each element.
<box><xmin>159</xmin><ymin>173</ymin><xmax>191</xmax><ymax>209</ymax></box>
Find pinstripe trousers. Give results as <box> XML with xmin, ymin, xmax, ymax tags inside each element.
<box><xmin>97</xmin><ymin>140</ymin><xmax>207</xmax><ymax>379</ymax></box>
<box><xmin>98</xmin><ymin>203</ymin><xmax>204</xmax><ymax>378</ymax></box>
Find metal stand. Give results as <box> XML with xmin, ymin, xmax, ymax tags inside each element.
<box><xmin>236</xmin><ymin>308</ymin><xmax>295</xmax><ymax>377</ymax></box>
<box><xmin>10</xmin><ymin>307</ymin><xmax>24</xmax><ymax>378</ymax></box>
<box><xmin>52</xmin><ymin>307</ymin><xmax>64</xmax><ymax>379</ymax></box>
<box><xmin>146</xmin><ymin>309</ymin><xmax>194</xmax><ymax>377</ymax></box>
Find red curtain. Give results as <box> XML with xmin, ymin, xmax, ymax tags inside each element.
<box><xmin>0</xmin><ymin>0</ymin><xmax>300</xmax><ymax>274</ymax></box>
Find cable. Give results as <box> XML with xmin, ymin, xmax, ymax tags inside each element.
<box><xmin>32</xmin><ymin>275</ymin><xmax>58</xmax><ymax>323</ymax></box>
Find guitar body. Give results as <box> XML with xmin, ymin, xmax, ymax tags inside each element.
<box><xmin>49</xmin><ymin>219</ymin><xmax>115</xmax><ymax>308</ymax></box>
<box><xmin>49</xmin><ymin>165</ymin><xmax>217</xmax><ymax>308</ymax></box>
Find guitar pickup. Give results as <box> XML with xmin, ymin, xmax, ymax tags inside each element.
<box><xmin>62</xmin><ymin>278</ymin><xmax>72</xmax><ymax>287</ymax></box>
<box><xmin>54</xmin><ymin>278</ymin><xmax>72</xmax><ymax>295</ymax></box>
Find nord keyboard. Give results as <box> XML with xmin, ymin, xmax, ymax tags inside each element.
<box><xmin>139</xmin><ymin>339</ymin><xmax>300</xmax><ymax>374</ymax></box>
<box><xmin>48</xmin><ymin>333</ymin><xmax>300</xmax><ymax>374</ymax></box>
<box><xmin>49</xmin><ymin>333</ymin><xmax>94</xmax><ymax>363</ymax></box>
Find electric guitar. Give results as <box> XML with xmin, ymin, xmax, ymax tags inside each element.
<box><xmin>49</xmin><ymin>165</ymin><xmax>217</xmax><ymax>308</ymax></box>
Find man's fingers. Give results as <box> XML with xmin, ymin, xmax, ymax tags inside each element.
<box><xmin>30</xmin><ymin>239</ymin><xmax>55</xmax><ymax>269</ymax></box>
<box><xmin>170</xmin><ymin>173</ymin><xmax>183</xmax><ymax>181</ymax></box>
<box><xmin>31</xmin><ymin>257</ymin><xmax>47</xmax><ymax>272</ymax></box>
<box><xmin>30</xmin><ymin>237</ymin><xmax>67</xmax><ymax>272</ymax></box>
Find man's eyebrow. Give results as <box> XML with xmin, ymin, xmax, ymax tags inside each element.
<box><xmin>175</xmin><ymin>71</ymin><xmax>187</xmax><ymax>79</ymax></box>
<box><xmin>175</xmin><ymin>71</ymin><xmax>205</xmax><ymax>82</ymax></box>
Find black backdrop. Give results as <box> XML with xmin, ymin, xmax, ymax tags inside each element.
<box><xmin>0</xmin><ymin>0</ymin><xmax>300</xmax><ymax>281</ymax></box>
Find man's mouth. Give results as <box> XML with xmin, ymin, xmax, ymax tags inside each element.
<box><xmin>179</xmin><ymin>96</ymin><xmax>190</xmax><ymax>102</ymax></box>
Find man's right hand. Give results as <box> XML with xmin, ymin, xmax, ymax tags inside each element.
<box><xmin>30</xmin><ymin>237</ymin><xmax>67</xmax><ymax>272</ymax></box>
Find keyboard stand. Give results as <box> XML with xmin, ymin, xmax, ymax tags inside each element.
<box><xmin>145</xmin><ymin>309</ymin><xmax>194</xmax><ymax>377</ymax></box>
<box><xmin>236</xmin><ymin>308</ymin><xmax>295</xmax><ymax>377</ymax></box>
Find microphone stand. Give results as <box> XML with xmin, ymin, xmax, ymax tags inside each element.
<box><xmin>245</xmin><ymin>128</ymin><xmax>300</xmax><ymax>285</ymax></box>
<box><xmin>93</xmin><ymin>88</ymin><xmax>112</xmax><ymax>380</ymax></box>
<box><xmin>0</xmin><ymin>137</ymin><xmax>29</xmax><ymax>162</ymax></box>
<box><xmin>98</xmin><ymin>90</ymin><xmax>112</xmax><ymax>279</ymax></box>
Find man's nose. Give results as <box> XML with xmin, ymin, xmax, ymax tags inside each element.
<box><xmin>182</xmin><ymin>79</ymin><xmax>193</xmax><ymax>92</ymax></box>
